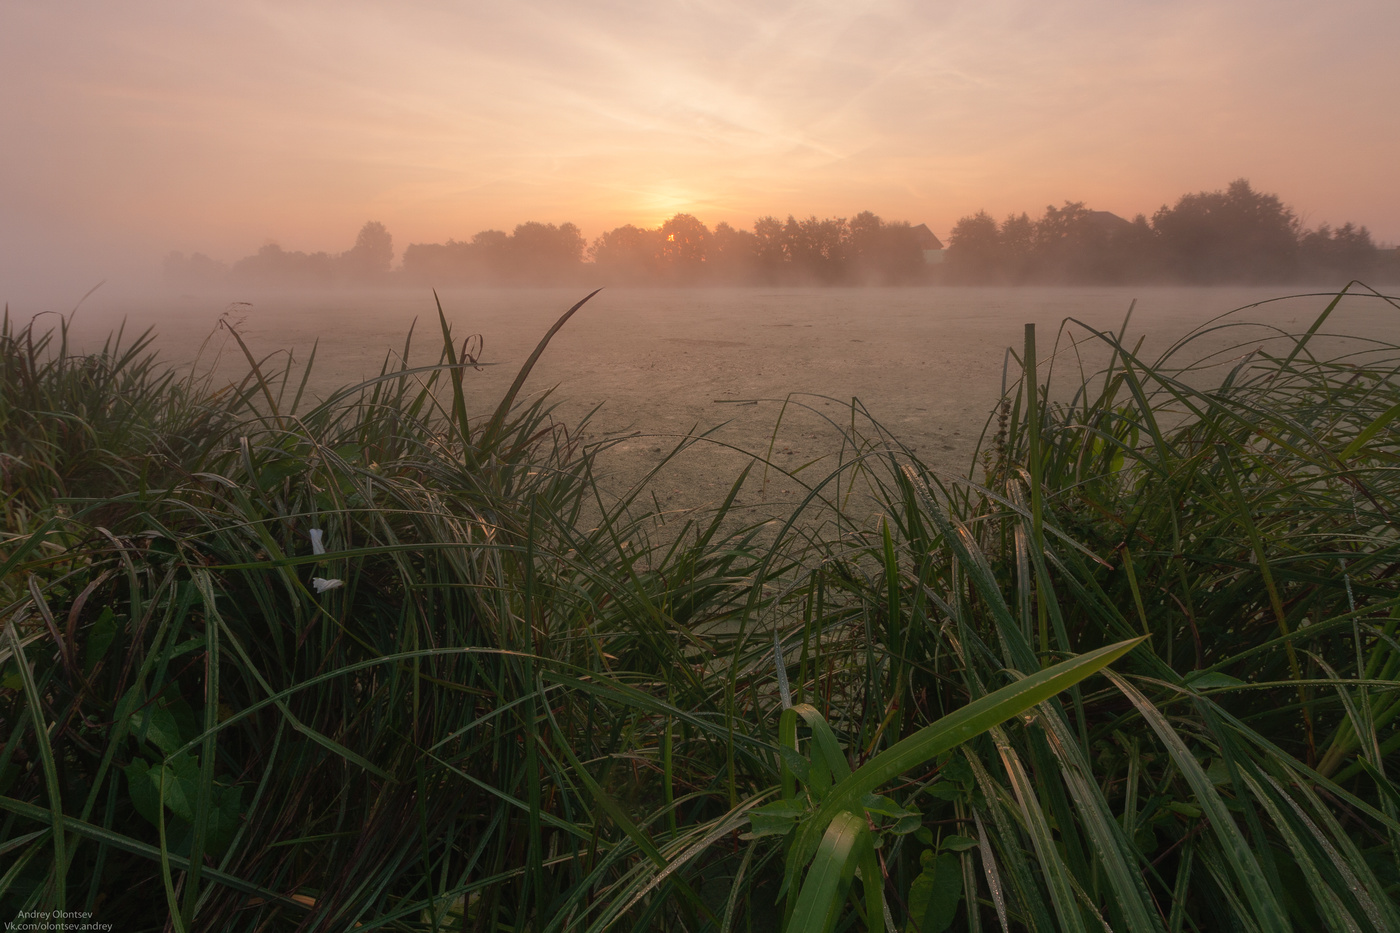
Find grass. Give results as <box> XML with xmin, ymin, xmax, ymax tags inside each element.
<box><xmin>1</xmin><ymin>283</ymin><xmax>1398</xmax><ymax>931</ymax></box>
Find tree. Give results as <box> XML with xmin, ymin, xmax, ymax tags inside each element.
<box><xmin>1110</xmin><ymin>214</ymin><xmax>1161</xmax><ymax>283</ymax></box>
<box><xmin>848</xmin><ymin>212</ymin><xmax>924</xmax><ymax>284</ymax></box>
<box><xmin>504</xmin><ymin>222</ymin><xmax>585</xmax><ymax>283</ymax></box>
<box><xmin>1299</xmin><ymin>222</ymin><xmax>1379</xmax><ymax>283</ymax></box>
<box><xmin>1151</xmin><ymin>179</ymin><xmax>1298</xmax><ymax>283</ymax></box>
<box><xmin>708</xmin><ymin>222</ymin><xmax>760</xmax><ymax>282</ymax></box>
<box><xmin>590</xmin><ymin>225</ymin><xmax>663</xmax><ymax>283</ymax></box>
<box><xmin>231</xmin><ymin>243</ymin><xmax>336</xmax><ymax>287</ymax></box>
<box><xmin>659</xmin><ymin>214</ymin><xmax>711</xmax><ymax>280</ymax></box>
<box><xmin>1033</xmin><ymin>201</ymin><xmax>1096</xmax><ymax>281</ymax></box>
<box><xmin>999</xmin><ymin>213</ymin><xmax>1035</xmax><ymax>283</ymax></box>
<box><xmin>470</xmin><ymin>230</ymin><xmax>510</xmax><ymax>282</ymax></box>
<box><xmin>784</xmin><ymin>215</ymin><xmax>849</xmax><ymax>283</ymax></box>
<box><xmin>162</xmin><ymin>251</ymin><xmax>228</xmax><ymax>287</ymax></box>
<box><xmin>341</xmin><ymin>221</ymin><xmax>394</xmax><ymax>280</ymax></box>
<box><xmin>752</xmin><ymin>216</ymin><xmax>788</xmax><ymax>281</ymax></box>
<box><xmin>944</xmin><ymin>211</ymin><xmax>1002</xmax><ymax>283</ymax></box>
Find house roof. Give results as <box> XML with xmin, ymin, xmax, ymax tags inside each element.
<box><xmin>911</xmin><ymin>223</ymin><xmax>943</xmax><ymax>250</ymax></box>
<box><xmin>1083</xmin><ymin>211</ymin><xmax>1134</xmax><ymax>234</ymax></box>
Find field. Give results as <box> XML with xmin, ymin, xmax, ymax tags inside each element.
<box><xmin>2</xmin><ymin>284</ymin><xmax>1399</xmax><ymax>930</ymax></box>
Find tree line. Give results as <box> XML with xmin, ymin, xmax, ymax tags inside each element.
<box><xmin>399</xmin><ymin>211</ymin><xmax>933</xmax><ymax>286</ymax></box>
<box><xmin>162</xmin><ymin>180</ymin><xmax>1397</xmax><ymax>289</ymax></box>
<box><xmin>163</xmin><ymin>213</ymin><xmax>935</xmax><ymax>288</ymax></box>
<box><xmin>943</xmin><ymin>179</ymin><xmax>1396</xmax><ymax>284</ymax></box>
<box><xmin>164</xmin><ymin>221</ymin><xmax>397</xmax><ymax>288</ymax></box>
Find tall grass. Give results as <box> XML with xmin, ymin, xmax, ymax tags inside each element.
<box><xmin>2</xmin><ymin>285</ymin><xmax>1398</xmax><ymax>931</ymax></box>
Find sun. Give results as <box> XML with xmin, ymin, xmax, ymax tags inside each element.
<box><xmin>630</xmin><ymin>186</ymin><xmax>706</xmax><ymax>228</ymax></box>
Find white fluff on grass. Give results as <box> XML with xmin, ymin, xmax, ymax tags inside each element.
<box><xmin>309</xmin><ymin>530</ymin><xmax>341</xmax><ymax>592</ymax></box>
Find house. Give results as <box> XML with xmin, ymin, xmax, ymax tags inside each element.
<box><xmin>911</xmin><ymin>223</ymin><xmax>945</xmax><ymax>264</ymax></box>
<box><xmin>1082</xmin><ymin>211</ymin><xmax>1135</xmax><ymax>236</ymax></box>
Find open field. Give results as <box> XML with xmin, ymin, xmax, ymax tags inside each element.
<box><xmin>54</xmin><ymin>284</ymin><xmax>1398</xmax><ymax>511</ymax></box>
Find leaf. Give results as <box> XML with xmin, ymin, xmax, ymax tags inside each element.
<box><xmin>779</xmin><ymin>746</ymin><xmax>812</xmax><ymax>785</ymax></box>
<box><xmin>1186</xmin><ymin>672</ymin><xmax>1245</xmax><ymax>691</ymax></box>
<box><xmin>939</xmin><ymin>755</ymin><xmax>973</xmax><ymax>785</ymax></box>
<box><xmin>82</xmin><ymin>607</ymin><xmax>118</xmax><ymax>674</ymax></box>
<box><xmin>124</xmin><ymin>758</ymin><xmax>161</xmax><ymax>825</ymax></box>
<box><xmin>205</xmin><ymin>784</ymin><xmax>244</xmax><ymax>858</ymax></box>
<box><xmin>253</xmin><ymin>455</ymin><xmax>304</xmax><ymax>491</ymax></box>
<box><xmin>130</xmin><ymin>707</ymin><xmax>183</xmax><ymax>757</ymax></box>
<box><xmin>745</xmin><ymin>799</ymin><xmax>809</xmax><ymax>839</ymax></box>
<box><xmin>941</xmin><ymin>834</ymin><xmax>978</xmax><ymax>852</ymax></box>
<box><xmin>788</xmin><ymin>703</ymin><xmax>852</xmax><ymax>782</ymax></box>
<box><xmin>787</xmin><ymin>810</ymin><xmax>869</xmax><ymax>933</ymax></box>
<box><xmin>154</xmin><ymin>752</ymin><xmax>201</xmax><ymax>823</ymax></box>
<box><xmin>906</xmin><ymin>850</ymin><xmax>961</xmax><ymax>933</ymax></box>
<box><xmin>863</xmin><ymin>794</ymin><xmax>920</xmax><ymax>820</ymax></box>
<box><xmin>124</xmin><ymin>751</ymin><xmax>203</xmax><ymax>827</ymax></box>
<box><xmin>927</xmin><ymin>782</ymin><xmax>963</xmax><ymax>802</ymax></box>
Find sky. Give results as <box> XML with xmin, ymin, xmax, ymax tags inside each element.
<box><xmin>3</xmin><ymin>0</ymin><xmax>1398</xmax><ymax>295</ymax></box>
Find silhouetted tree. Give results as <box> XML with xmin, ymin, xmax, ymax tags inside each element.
<box><xmin>469</xmin><ymin>230</ymin><xmax>509</xmax><ymax>282</ymax></box>
<box><xmin>400</xmin><ymin>241</ymin><xmax>465</xmax><ymax>284</ymax></box>
<box><xmin>783</xmin><ymin>215</ymin><xmax>849</xmax><ymax>283</ymax></box>
<box><xmin>708</xmin><ymin>222</ymin><xmax>760</xmax><ymax>282</ymax></box>
<box><xmin>503</xmin><ymin>222</ymin><xmax>584</xmax><ymax>283</ymax></box>
<box><xmin>401</xmin><ymin>229</ymin><xmax>516</xmax><ymax>285</ymax></box>
<box><xmin>1299</xmin><ymin>223</ymin><xmax>1379</xmax><ymax>283</ymax></box>
<box><xmin>590</xmin><ymin>225</ymin><xmax>663</xmax><ymax>283</ymax></box>
<box><xmin>1152</xmin><ymin>179</ymin><xmax>1298</xmax><ymax>283</ymax></box>
<box><xmin>848</xmin><ymin>212</ymin><xmax>925</xmax><ymax>284</ymax></box>
<box><xmin>999</xmin><ymin>213</ymin><xmax>1035</xmax><ymax>283</ymax></box>
<box><xmin>659</xmin><ymin>214</ymin><xmax>711</xmax><ymax>281</ymax></box>
<box><xmin>1033</xmin><ymin>202</ymin><xmax>1104</xmax><ymax>281</ymax></box>
<box><xmin>341</xmin><ymin>221</ymin><xmax>394</xmax><ymax>281</ymax></box>
<box><xmin>206</xmin><ymin>182</ymin><xmax>1385</xmax><ymax>289</ymax></box>
<box><xmin>1112</xmin><ymin>214</ymin><xmax>1160</xmax><ymax>282</ymax></box>
<box><xmin>162</xmin><ymin>251</ymin><xmax>228</xmax><ymax>287</ymax></box>
<box><xmin>849</xmin><ymin>211</ymin><xmax>882</xmax><ymax>264</ymax></box>
<box><xmin>944</xmin><ymin>211</ymin><xmax>1002</xmax><ymax>283</ymax></box>
<box><xmin>752</xmin><ymin>216</ymin><xmax>787</xmax><ymax>282</ymax></box>
<box><xmin>230</xmin><ymin>243</ymin><xmax>337</xmax><ymax>287</ymax></box>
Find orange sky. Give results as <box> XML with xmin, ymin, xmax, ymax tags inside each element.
<box><xmin>3</xmin><ymin>1</ymin><xmax>1398</xmax><ymax>290</ymax></box>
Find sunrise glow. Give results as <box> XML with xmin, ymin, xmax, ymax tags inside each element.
<box><xmin>2</xmin><ymin>0</ymin><xmax>1397</xmax><ymax>293</ymax></box>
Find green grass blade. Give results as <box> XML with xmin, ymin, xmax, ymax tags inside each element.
<box><xmin>793</xmin><ymin>638</ymin><xmax>1142</xmax><ymax>870</ymax></box>
<box><xmin>786</xmin><ymin>809</ymin><xmax>869</xmax><ymax>933</ymax></box>
<box><xmin>479</xmin><ymin>289</ymin><xmax>601</xmax><ymax>451</ymax></box>
<box><xmin>4</xmin><ymin>615</ymin><xmax>67</xmax><ymax>910</ymax></box>
<box><xmin>1107</xmin><ymin>671</ymin><xmax>1291</xmax><ymax>933</ymax></box>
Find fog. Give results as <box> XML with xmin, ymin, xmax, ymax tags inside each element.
<box><xmin>29</xmin><ymin>283</ymin><xmax>1393</xmax><ymax>515</ymax></box>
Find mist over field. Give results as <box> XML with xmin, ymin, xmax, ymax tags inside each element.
<box><xmin>37</xmin><ymin>282</ymin><xmax>1394</xmax><ymax>515</ymax></box>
